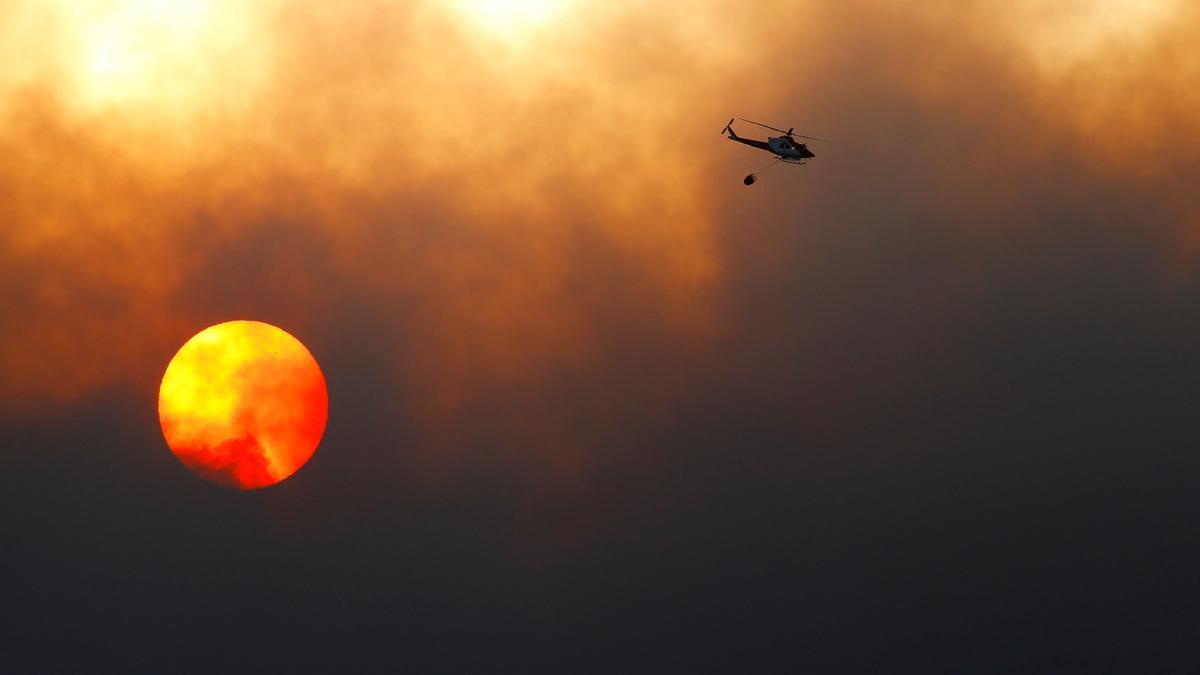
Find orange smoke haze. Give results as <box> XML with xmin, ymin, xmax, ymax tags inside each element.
<box><xmin>158</xmin><ymin>320</ymin><xmax>328</xmax><ymax>489</ymax></box>
<box><xmin>8</xmin><ymin>4</ymin><xmax>1200</xmax><ymax>666</ymax></box>
<box><xmin>0</xmin><ymin>0</ymin><xmax>746</xmax><ymax>410</ymax></box>
<box><xmin>2</xmin><ymin>0</ymin><xmax>1198</xmax><ymax>473</ymax></box>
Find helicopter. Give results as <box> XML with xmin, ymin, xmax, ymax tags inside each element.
<box><xmin>722</xmin><ymin>118</ymin><xmax>829</xmax><ymax>185</ymax></box>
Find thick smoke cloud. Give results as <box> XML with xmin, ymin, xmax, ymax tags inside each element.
<box><xmin>3</xmin><ymin>1</ymin><xmax>1200</xmax><ymax>669</ymax></box>
<box><xmin>0</xmin><ymin>1</ymin><xmax>737</xmax><ymax>411</ymax></box>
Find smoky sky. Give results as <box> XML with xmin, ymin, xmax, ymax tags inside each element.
<box><xmin>3</xmin><ymin>1</ymin><xmax>1200</xmax><ymax>671</ymax></box>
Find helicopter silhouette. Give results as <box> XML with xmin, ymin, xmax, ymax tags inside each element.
<box><xmin>722</xmin><ymin>118</ymin><xmax>830</xmax><ymax>185</ymax></box>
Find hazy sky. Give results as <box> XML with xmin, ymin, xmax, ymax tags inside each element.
<box><xmin>3</xmin><ymin>1</ymin><xmax>1200</xmax><ymax>670</ymax></box>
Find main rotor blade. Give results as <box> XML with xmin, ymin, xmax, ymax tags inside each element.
<box><xmin>738</xmin><ymin>118</ymin><xmax>790</xmax><ymax>135</ymax></box>
<box><xmin>795</xmin><ymin>134</ymin><xmax>835</xmax><ymax>144</ymax></box>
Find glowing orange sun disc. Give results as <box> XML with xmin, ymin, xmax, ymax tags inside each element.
<box><xmin>158</xmin><ymin>320</ymin><xmax>328</xmax><ymax>489</ymax></box>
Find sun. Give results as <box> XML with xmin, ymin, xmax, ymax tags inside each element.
<box><xmin>158</xmin><ymin>321</ymin><xmax>328</xmax><ymax>490</ymax></box>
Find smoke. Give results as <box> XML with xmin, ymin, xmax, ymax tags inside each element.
<box><xmin>2</xmin><ymin>0</ymin><xmax>1198</xmax><ymax>486</ymax></box>
<box><xmin>5</xmin><ymin>5</ymin><xmax>1200</xmax><ymax>668</ymax></box>
<box><xmin>0</xmin><ymin>1</ymin><xmax>745</xmax><ymax>407</ymax></box>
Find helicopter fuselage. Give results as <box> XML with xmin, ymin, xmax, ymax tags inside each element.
<box><xmin>724</xmin><ymin>118</ymin><xmax>823</xmax><ymax>185</ymax></box>
<box><xmin>725</xmin><ymin>129</ymin><xmax>814</xmax><ymax>163</ymax></box>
